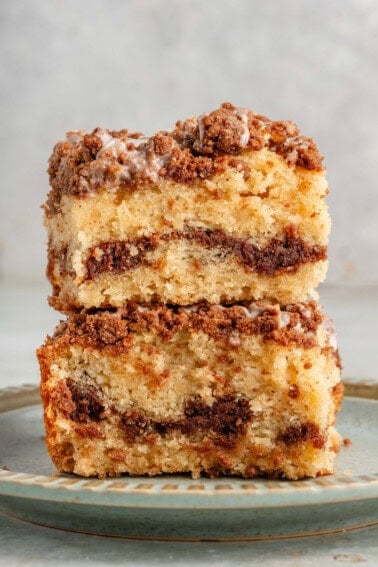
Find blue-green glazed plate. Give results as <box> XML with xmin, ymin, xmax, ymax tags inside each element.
<box><xmin>0</xmin><ymin>380</ymin><xmax>377</xmax><ymax>541</ymax></box>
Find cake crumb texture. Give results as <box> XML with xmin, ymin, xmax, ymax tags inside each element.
<box><xmin>45</xmin><ymin>103</ymin><xmax>329</xmax><ymax>309</ymax></box>
<box><xmin>37</xmin><ymin>302</ymin><xmax>342</xmax><ymax>479</ymax></box>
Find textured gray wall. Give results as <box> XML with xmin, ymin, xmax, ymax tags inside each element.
<box><xmin>1</xmin><ymin>0</ymin><xmax>377</xmax><ymax>285</ymax></box>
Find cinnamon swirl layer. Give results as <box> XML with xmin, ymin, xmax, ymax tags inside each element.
<box><xmin>84</xmin><ymin>227</ymin><xmax>326</xmax><ymax>281</ymax></box>
<box><xmin>47</xmin><ymin>227</ymin><xmax>328</xmax><ymax>311</ymax></box>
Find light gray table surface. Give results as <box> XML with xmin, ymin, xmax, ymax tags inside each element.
<box><xmin>0</xmin><ymin>281</ymin><xmax>377</xmax><ymax>566</ymax></box>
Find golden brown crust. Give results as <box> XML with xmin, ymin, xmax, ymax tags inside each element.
<box><xmin>47</xmin><ymin>103</ymin><xmax>324</xmax><ymax>212</ymax></box>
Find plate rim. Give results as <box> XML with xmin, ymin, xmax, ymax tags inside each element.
<box><xmin>1</xmin><ymin>380</ymin><xmax>378</xmax><ymax>510</ymax></box>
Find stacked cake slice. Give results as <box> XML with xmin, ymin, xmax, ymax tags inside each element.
<box><xmin>38</xmin><ymin>103</ymin><xmax>342</xmax><ymax>479</ymax></box>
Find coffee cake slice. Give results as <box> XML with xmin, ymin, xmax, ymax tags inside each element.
<box><xmin>37</xmin><ymin>301</ymin><xmax>342</xmax><ymax>479</ymax></box>
<box><xmin>45</xmin><ymin>103</ymin><xmax>329</xmax><ymax>312</ymax></box>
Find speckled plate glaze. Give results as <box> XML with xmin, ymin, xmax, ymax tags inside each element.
<box><xmin>0</xmin><ymin>380</ymin><xmax>377</xmax><ymax>541</ymax></box>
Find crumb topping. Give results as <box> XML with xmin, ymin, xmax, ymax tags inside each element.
<box><xmin>46</xmin><ymin>102</ymin><xmax>324</xmax><ymax>211</ymax></box>
<box><xmin>48</xmin><ymin>300</ymin><xmax>326</xmax><ymax>351</ymax></box>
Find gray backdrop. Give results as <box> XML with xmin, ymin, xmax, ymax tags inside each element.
<box><xmin>1</xmin><ymin>0</ymin><xmax>377</xmax><ymax>285</ymax></box>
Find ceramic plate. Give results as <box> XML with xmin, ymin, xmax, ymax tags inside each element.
<box><xmin>0</xmin><ymin>381</ymin><xmax>377</xmax><ymax>541</ymax></box>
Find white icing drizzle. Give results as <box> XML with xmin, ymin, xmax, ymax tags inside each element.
<box><xmin>323</xmin><ymin>314</ymin><xmax>338</xmax><ymax>350</ymax></box>
<box><xmin>229</xmin><ymin>331</ymin><xmax>241</xmax><ymax>346</ymax></box>
<box><xmin>181</xmin><ymin>305</ymin><xmax>200</xmax><ymax>314</ymax></box>
<box><xmin>297</xmin><ymin>305</ymin><xmax>312</xmax><ymax>318</ymax></box>
<box><xmin>328</xmin><ymin>332</ymin><xmax>338</xmax><ymax>350</ymax></box>
<box><xmin>279</xmin><ymin>312</ymin><xmax>291</xmax><ymax>328</ymax></box>
<box><xmin>96</xmin><ymin>131</ymin><xmax>149</xmax><ymax>158</ymax></box>
<box><xmin>66</xmin><ymin>131</ymin><xmax>84</xmax><ymax>146</ymax></box>
<box><xmin>91</xmin><ymin>129</ymin><xmax>174</xmax><ymax>185</ymax></box>
<box><xmin>197</xmin><ymin>114</ymin><xmax>206</xmax><ymax>145</ymax></box>
<box><xmin>238</xmin><ymin>306</ymin><xmax>255</xmax><ymax>318</ymax></box>
<box><xmin>233</xmin><ymin>107</ymin><xmax>250</xmax><ymax>147</ymax></box>
<box><xmin>136</xmin><ymin>305</ymin><xmax>149</xmax><ymax>313</ymax></box>
<box><xmin>120</xmin><ymin>151</ymin><xmax>153</xmax><ymax>182</ymax></box>
<box><xmin>284</xmin><ymin>136</ymin><xmax>311</xmax><ymax>151</ymax></box>
<box><xmin>96</xmin><ymin>130</ymin><xmax>116</xmax><ymax>153</ymax></box>
<box><xmin>244</xmin><ymin>302</ymin><xmax>264</xmax><ymax>319</ymax></box>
